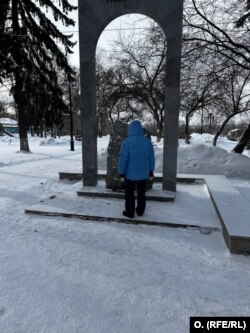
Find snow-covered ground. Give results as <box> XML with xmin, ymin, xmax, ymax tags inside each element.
<box><xmin>0</xmin><ymin>133</ymin><xmax>250</xmax><ymax>333</ymax></box>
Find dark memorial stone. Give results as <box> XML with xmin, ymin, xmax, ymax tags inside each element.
<box><xmin>106</xmin><ymin>120</ymin><xmax>127</xmax><ymax>190</ymax></box>
<box><xmin>106</xmin><ymin>120</ymin><xmax>153</xmax><ymax>191</ymax></box>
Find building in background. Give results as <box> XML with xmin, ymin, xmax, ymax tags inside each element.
<box><xmin>0</xmin><ymin>117</ymin><xmax>18</xmax><ymax>134</ymax></box>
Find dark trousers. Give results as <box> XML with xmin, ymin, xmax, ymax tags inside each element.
<box><xmin>125</xmin><ymin>179</ymin><xmax>147</xmax><ymax>216</ymax></box>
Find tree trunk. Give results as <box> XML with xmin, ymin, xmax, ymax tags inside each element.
<box><xmin>185</xmin><ymin>114</ymin><xmax>190</xmax><ymax>144</ymax></box>
<box><xmin>18</xmin><ymin>103</ymin><xmax>30</xmax><ymax>151</ymax></box>
<box><xmin>156</xmin><ymin>120</ymin><xmax>162</xmax><ymax>142</ymax></box>
<box><xmin>213</xmin><ymin>130</ymin><xmax>220</xmax><ymax>147</ymax></box>
<box><xmin>213</xmin><ymin>114</ymin><xmax>235</xmax><ymax>146</ymax></box>
<box><xmin>40</xmin><ymin>122</ymin><xmax>43</xmax><ymax>137</ymax></box>
<box><xmin>232</xmin><ymin>123</ymin><xmax>250</xmax><ymax>154</ymax></box>
<box><xmin>12</xmin><ymin>0</ymin><xmax>30</xmax><ymax>152</ymax></box>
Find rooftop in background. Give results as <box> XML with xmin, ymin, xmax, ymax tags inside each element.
<box><xmin>0</xmin><ymin>118</ymin><xmax>17</xmax><ymax>125</ymax></box>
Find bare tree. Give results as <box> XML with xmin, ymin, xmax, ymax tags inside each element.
<box><xmin>212</xmin><ymin>65</ymin><xmax>250</xmax><ymax>145</ymax></box>
<box><xmin>107</xmin><ymin>22</ymin><xmax>167</xmax><ymax>141</ymax></box>
<box><xmin>232</xmin><ymin>123</ymin><xmax>250</xmax><ymax>153</ymax></box>
<box><xmin>183</xmin><ymin>0</ymin><xmax>250</xmax><ymax>151</ymax></box>
<box><xmin>180</xmin><ymin>39</ymin><xmax>219</xmax><ymax>143</ymax></box>
<box><xmin>97</xmin><ymin>49</ymin><xmax>145</xmax><ymax>127</ymax></box>
<box><xmin>235</xmin><ymin>0</ymin><xmax>250</xmax><ymax>27</ymax></box>
<box><xmin>184</xmin><ymin>0</ymin><xmax>250</xmax><ymax>71</ymax></box>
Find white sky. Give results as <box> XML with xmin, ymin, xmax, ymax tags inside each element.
<box><xmin>61</xmin><ymin>0</ymin><xmax>152</xmax><ymax>67</ymax></box>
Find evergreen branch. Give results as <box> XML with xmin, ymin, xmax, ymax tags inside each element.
<box><xmin>34</xmin><ymin>0</ymin><xmax>77</xmax><ymax>26</ymax></box>
<box><xmin>21</xmin><ymin>2</ymin><xmax>74</xmax><ymax>75</ymax></box>
<box><xmin>22</xmin><ymin>0</ymin><xmax>76</xmax><ymax>49</ymax></box>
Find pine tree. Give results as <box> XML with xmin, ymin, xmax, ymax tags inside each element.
<box><xmin>0</xmin><ymin>0</ymin><xmax>9</xmax><ymax>28</ymax></box>
<box><xmin>0</xmin><ymin>0</ymin><xmax>12</xmax><ymax>83</ymax></box>
<box><xmin>9</xmin><ymin>0</ymin><xmax>77</xmax><ymax>151</ymax></box>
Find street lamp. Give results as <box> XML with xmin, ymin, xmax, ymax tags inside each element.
<box><xmin>208</xmin><ymin>112</ymin><xmax>214</xmax><ymax>133</ymax></box>
<box><xmin>63</xmin><ymin>77</ymin><xmax>76</xmax><ymax>151</ymax></box>
<box><xmin>68</xmin><ymin>79</ymin><xmax>74</xmax><ymax>151</ymax></box>
<box><xmin>200</xmin><ymin>108</ymin><xmax>204</xmax><ymax>134</ymax></box>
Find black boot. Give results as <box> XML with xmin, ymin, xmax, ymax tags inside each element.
<box><xmin>136</xmin><ymin>208</ymin><xmax>143</xmax><ymax>216</ymax></box>
<box><xmin>123</xmin><ymin>211</ymin><xmax>134</xmax><ymax>218</ymax></box>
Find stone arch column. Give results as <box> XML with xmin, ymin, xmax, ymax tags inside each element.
<box><xmin>79</xmin><ymin>0</ymin><xmax>184</xmax><ymax>191</ymax></box>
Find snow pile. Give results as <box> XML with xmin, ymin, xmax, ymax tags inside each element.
<box><xmin>97</xmin><ymin>140</ymin><xmax>250</xmax><ymax>178</ymax></box>
<box><xmin>153</xmin><ymin>147</ymin><xmax>164</xmax><ymax>173</ymax></box>
<box><xmin>31</xmin><ymin>135</ymin><xmax>79</xmax><ymax>146</ymax></box>
<box><xmin>0</xmin><ymin>136</ymin><xmax>19</xmax><ymax>143</ymax></box>
<box><xmin>190</xmin><ymin>132</ymin><xmax>237</xmax><ymax>152</ymax></box>
<box><xmin>178</xmin><ymin>144</ymin><xmax>250</xmax><ymax>178</ymax></box>
<box><xmin>39</xmin><ymin>137</ymin><xmax>70</xmax><ymax>145</ymax></box>
<box><xmin>98</xmin><ymin>148</ymin><xmax>108</xmax><ymax>171</ymax></box>
<box><xmin>190</xmin><ymin>133</ymin><xmax>214</xmax><ymax>145</ymax></box>
<box><xmin>0</xmin><ymin>134</ymin><xmax>78</xmax><ymax>146</ymax></box>
<box><xmin>1</xmin><ymin>132</ymin><xmax>249</xmax><ymax>178</ymax></box>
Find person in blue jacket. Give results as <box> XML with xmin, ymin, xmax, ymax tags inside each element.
<box><xmin>118</xmin><ymin>120</ymin><xmax>155</xmax><ymax>218</ymax></box>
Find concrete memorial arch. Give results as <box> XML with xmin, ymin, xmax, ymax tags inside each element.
<box><xmin>78</xmin><ymin>0</ymin><xmax>184</xmax><ymax>192</ymax></box>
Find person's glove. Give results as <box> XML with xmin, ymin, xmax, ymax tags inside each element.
<box><xmin>120</xmin><ymin>174</ymin><xmax>125</xmax><ymax>182</ymax></box>
<box><xmin>149</xmin><ymin>171</ymin><xmax>154</xmax><ymax>181</ymax></box>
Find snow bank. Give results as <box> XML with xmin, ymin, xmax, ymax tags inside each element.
<box><xmin>39</xmin><ymin>137</ymin><xmax>70</xmax><ymax>146</ymax></box>
<box><xmin>0</xmin><ymin>134</ymin><xmax>77</xmax><ymax>146</ymax></box>
<box><xmin>190</xmin><ymin>133</ymin><xmax>236</xmax><ymax>151</ymax></box>
<box><xmin>0</xmin><ymin>135</ymin><xmax>19</xmax><ymax>143</ymax></box>
<box><xmin>1</xmin><ymin>132</ymin><xmax>250</xmax><ymax>178</ymax></box>
<box><xmin>190</xmin><ymin>133</ymin><xmax>214</xmax><ymax>145</ymax></box>
<box><xmin>97</xmin><ymin>141</ymin><xmax>250</xmax><ymax>178</ymax></box>
<box><xmin>144</xmin><ymin>134</ymin><xmax>250</xmax><ymax>178</ymax></box>
<box><xmin>177</xmin><ymin>144</ymin><xmax>250</xmax><ymax>178</ymax></box>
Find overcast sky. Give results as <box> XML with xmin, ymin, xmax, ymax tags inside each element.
<box><xmin>60</xmin><ymin>0</ymin><xmax>152</xmax><ymax>68</ymax></box>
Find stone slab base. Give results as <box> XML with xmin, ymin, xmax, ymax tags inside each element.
<box><xmin>25</xmin><ymin>209</ymin><xmax>218</xmax><ymax>231</ymax></box>
<box><xmin>77</xmin><ymin>182</ymin><xmax>176</xmax><ymax>202</ymax></box>
<box><xmin>59</xmin><ymin>172</ymin><xmax>200</xmax><ymax>184</ymax></box>
<box><xmin>28</xmin><ymin>173</ymin><xmax>250</xmax><ymax>254</ymax></box>
<box><xmin>205</xmin><ymin>175</ymin><xmax>250</xmax><ymax>254</ymax></box>
<box><xmin>25</xmin><ymin>183</ymin><xmax>220</xmax><ymax>232</ymax></box>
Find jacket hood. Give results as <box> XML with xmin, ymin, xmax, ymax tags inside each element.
<box><xmin>128</xmin><ymin>120</ymin><xmax>144</xmax><ymax>137</ymax></box>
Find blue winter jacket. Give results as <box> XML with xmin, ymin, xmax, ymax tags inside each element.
<box><xmin>118</xmin><ymin>120</ymin><xmax>155</xmax><ymax>181</ymax></box>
